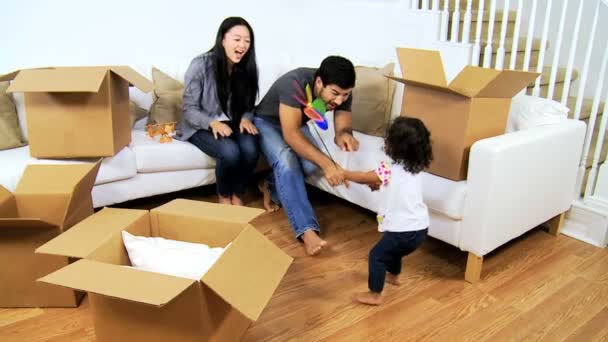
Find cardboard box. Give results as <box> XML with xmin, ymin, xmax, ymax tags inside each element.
<box><xmin>0</xmin><ymin>66</ymin><xmax>153</xmax><ymax>158</ymax></box>
<box><xmin>37</xmin><ymin>199</ymin><xmax>293</xmax><ymax>341</ymax></box>
<box><xmin>0</xmin><ymin>161</ymin><xmax>100</xmax><ymax>307</ymax></box>
<box><xmin>390</xmin><ymin>48</ymin><xmax>540</xmax><ymax>180</ymax></box>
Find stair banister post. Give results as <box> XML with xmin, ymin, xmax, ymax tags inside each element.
<box><xmin>547</xmin><ymin>0</ymin><xmax>569</xmax><ymax>100</ymax></box>
<box><xmin>560</xmin><ymin>1</ymin><xmax>584</xmax><ymax>105</ymax></box>
<box><xmin>522</xmin><ymin>0</ymin><xmax>538</xmax><ymax>72</ymax></box>
<box><xmin>482</xmin><ymin>0</ymin><xmax>497</xmax><ymax>68</ymax></box>
<box><xmin>495</xmin><ymin>0</ymin><xmax>511</xmax><ymax>70</ymax></box>
<box><xmin>470</xmin><ymin>0</ymin><xmax>485</xmax><ymax>66</ymax></box>
<box><xmin>509</xmin><ymin>0</ymin><xmax>524</xmax><ymax>70</ymax></box>
<box><xmin>532</xmin><ymin>0</ymin><xmax>553</xmax><ymax>97</ymax></box>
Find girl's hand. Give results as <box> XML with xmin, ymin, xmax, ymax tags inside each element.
<box><xmin>239</xmin><ymin>118</ymin><xmax>258</xmax><ymax>135</ymax></box>
<box><xmin>209</xmin><ymin>121</ymin><xmax>233</xmax><ymax>139</ymax></box>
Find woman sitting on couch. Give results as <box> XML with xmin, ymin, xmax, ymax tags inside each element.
<box><xmin>176</xmin><ymin>16</ymin><xmax>260</xmax><ymax>206</ymax></box>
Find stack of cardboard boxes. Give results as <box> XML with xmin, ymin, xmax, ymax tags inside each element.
<box><xmin>0</xmin><ymin>66</ymin><xmax>155</xmax><ymax>308</ymax></box>
<box><xmin>0</xmin><ymin>66</ymin><xmax>293</xmax><ymax>341</ymax></box>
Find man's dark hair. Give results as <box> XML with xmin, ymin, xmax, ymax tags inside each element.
<box><xmin>314</xmin><ymin>56</ymin><xmax>356</xmax><ymax>89</ymax></box>
<box><xmin>384</xmin><ymin>116</ymin><xmax>433</xmax><ymax>174</ymax></box>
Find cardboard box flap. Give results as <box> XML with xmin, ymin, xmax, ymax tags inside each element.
<box><xmin>16</xmin><ymin>163</ymin><xmax>99</xmax><ymax>195</ymax></box>
<box><xmin>7</xmin><ymin>67</ymin><xmax>107</xmax><ymax>93</ymax></box>
<box><xmin>154</xmin><ymin>199</ymin><xmax>265</xmax><ymax>225</ymax></box>
<box><xmin>109</xmin><ymin>66</ymin><xmax>154</xmax><ymax>93</ymax></box>
<box><xmin>447</xmin><ymin>66</ymin><xmax>502</xmax><ymax>97</ymax></box>
<box><xmin>0</xmin><ymin>70</ymin><xmax>20</xmax><ymax>82</ymax></box>
<box><xmin>202</xmin><ymin>225</ymin><xmax>293</xmax><ymax>321</ymax></box>
<box><xmin>387</xmin><ymin>76</ymin><xmax>461</xmax><ymax>96</ymax></box>
<box><xmin>396</xmin><ymin>48</ymin><xmax>447</xmax><ymax>88</ymax></box>
<box><xmin>475</xmin><ymin>69</ymin><xmax>540</xmax><ymax>98</ymax></box>
<box><xmin>0</xmin><ymin>186</ymin><xmax>17</xmax><ymax>217</ymax></box>
<box><xmin>37</xmin><ymin>208</ymin><xmax>148</xmax><ymax>258</ymax></box>
<box><xmin>38</xmin><ymin>259</ymin><xmax>196</xmax><ymax>307</ymax></box>
<box><xmin>0</xmin><ymin>218</ymin><xmax>57</xmax><ymax>230</ymax></box>
<box><xmin>62</xmin><ymin>161</ymin><xmax>101</xmax><ymax>227</ymax></box>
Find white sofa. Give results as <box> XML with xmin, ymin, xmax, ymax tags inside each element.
<box><xmin>0</xmin><ymin>62</ymin><xmax>587</xmax><ymax>282</ymax></box>
<box><xmin>306</xmin><ymin>111</ymin><xmax>586</xmax><ymax>282</ymax></box>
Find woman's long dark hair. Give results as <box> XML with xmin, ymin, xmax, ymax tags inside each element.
<box><xmin>210</xmin><ymin>17</ymin><xmax>259</xmax><ymax>120</ymax></box>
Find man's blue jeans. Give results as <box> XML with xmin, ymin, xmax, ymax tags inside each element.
<box><xmin>189</xmin><ymin>125</ymin><xmax>259</xmax><ymax>197</ymax></box>
<box><xmin>254</xmin><ymin>116</ymin><xmax>321</xmax><ymax>238</ymax></box>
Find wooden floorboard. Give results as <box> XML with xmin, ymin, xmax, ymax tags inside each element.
<box><xmin>1</xmin><ymin>185</ymin><xmax>607</xmax><ymax>342</ymax></box>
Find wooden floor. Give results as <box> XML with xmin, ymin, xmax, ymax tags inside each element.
<box><xmin>1</xmin><ymin>185</ymin><xmax>607</xmax><ymax>341</ymax></box>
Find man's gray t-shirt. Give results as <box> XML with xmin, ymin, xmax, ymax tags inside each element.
<box><xmin>255</xmin><ymin>68</ymin><xmax>352</xmax><ymax>125</ymax></box>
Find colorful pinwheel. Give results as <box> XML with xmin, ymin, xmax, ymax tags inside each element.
<box><xmin>292</xmin><ymin>80</ymin><xmax>328</xmax><ymax>130</ymax></box>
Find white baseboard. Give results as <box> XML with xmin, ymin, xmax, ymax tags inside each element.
<box><xmin>562</xmin><ymin>201</ymin><xmax>608</xmax><ymax>247</ymax></box>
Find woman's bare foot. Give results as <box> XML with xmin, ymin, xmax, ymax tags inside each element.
<box><xmin>301</xmin><ymin>230</ymin><xmax>327</xmax><ymax>256</ymax></box>
<box><xmin>218</xmin><ymin>195</ymin><xmax>232</xmax><ymax>205</ymax></box>
<box><xmin>231</xmin><ymin>194</ymin><xmax>244</xmax><ymax>206</ymax></box>
<box><xmin>354</xmin><ymin>291</ymin><xmax>382</xmax><ymax>305</ymax></box>
<box><xmin>386</xmin><ymin>273</ymin><xmax>401</xmax><ymax>286</ymax></box>
<box><xmin>258</xmin><ymin>180</ymin><xmax>280</xmax><ymax>212</ymax></box>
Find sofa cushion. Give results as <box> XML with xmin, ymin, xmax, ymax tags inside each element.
<box><xmin>149</xmin><ymin>67</ymin><xmax>184</xmax><ymax>124</ymax></box>
<box><xmin>506</xmin><ymin>94</ymin><xmax>570</xmax><ymax>132</ymax></box>
<box><xmin>130</xmin><ymin>130</ymin><xmax>215</xmax><ymax>173</ymax></box>
<box><xmin>351</xmin><ymin>63</ymin><xmax>396</xmax><ymax>137</ymax></box>
<box><xmin>0</xmin><ymin>145</ymin><xmax>137</xmax><ymax>192</ymax></box>
<box><xmin>0</xmin><ymin>82</ymin><xmax>25</xmax><ymax>150</ymax></box>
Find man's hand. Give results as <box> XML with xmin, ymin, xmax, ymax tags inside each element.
<box><xmin>323</xmin><ymin>164</ymin><xmax>346</xmax><ymax>187</ymax></box>
<box><xmin>335</xmin><ymin>130</ymin><xmax>359</xmax><ymax>152</ymax></box>
<box><xmin>239</xmin><ymin>118</ymin><xmax>258</xmax><ymax>135</ymax></box>
<box><xmin>209</xmin><ymin>121</ymin><xmax>233</xmax><ymax>139</ymax></box>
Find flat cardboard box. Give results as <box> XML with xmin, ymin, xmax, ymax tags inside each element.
<box><xmin>0</xmin><ymin>161</ymin><xmax>100</xmax><ymax>307</ymax></box>
<box><xmin>390</xmin><ymin>48</ymin><xmax>540</xmax><ymax>180</ymax></box>
<box><xmin>37</xmin><ymin>199</ymin><xmax>293</xmax><ymax>341</ymax></box>
<box><xmin>0</xmin><ymin>66</ymin><xmax>153</xmax><ymax>158</ymax></box>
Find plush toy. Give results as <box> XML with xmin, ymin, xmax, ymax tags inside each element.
<box><xmin>292</xmin><ymin>81</ymin><xmax>328</xmax><ymax>130</ymax></box>
<box><xmin>146</xmin><ymin>122</ymin><xmax>176</xmax><ymax>143</ymax></box>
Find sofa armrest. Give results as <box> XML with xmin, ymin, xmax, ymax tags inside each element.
<box><xmin>459</xmin><ymin>119</ymin><xmax>586</xmax><ymax>256</ymax></box>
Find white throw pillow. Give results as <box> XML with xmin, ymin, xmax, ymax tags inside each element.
<box><xmin>121</xmin><ymin>231</ymin><xmax>229</xmax><ymax>280</ymax></box>
<box><xmin>506</xmin><ymin>94</ymin><xmax>570</xmax><ymax>132</ymax></box>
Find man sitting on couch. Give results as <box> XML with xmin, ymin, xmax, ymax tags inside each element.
<box><xmin>254</xmin><ymin>56</ymin><xmax>358</xmax><ymax>256</ymax></box>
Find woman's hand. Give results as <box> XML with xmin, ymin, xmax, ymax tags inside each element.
<box><xmin>239</xmin><ymin>118</ymin><xmax>259</xmax><ymax>135</ymax></box>
<box><xmin>209</xmin><ymin>120</ymin><xmax>233</xmax><ymax>139</ymax></box>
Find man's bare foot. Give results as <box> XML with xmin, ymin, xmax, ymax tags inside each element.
<box><xmin>301</xmin><ymin>230</ymin><xmax>327</xmax><ymax>256</ymax></box>
<box><xmin>354</xmin><ymin>291</ymin><xmax>382</xmax><ymax>305</ymax></box>
<box><xmin>386</xmin><ymin>273</ymin><xmax>401</xmax><ymax>286</ymax></box>
<box><xmin>258</xmin><ymin>180</ymin><xmax>280</xmax><ymax>212</ymax></box>
<box><xmin>231</xmin><ymin>194</ymin><xmax>244</xmax><ymax>206</ymax></box>
<box><xmin>218</xmin><ymin>195</ymin><xmax>232</xmax><ymax>205</ymax></box>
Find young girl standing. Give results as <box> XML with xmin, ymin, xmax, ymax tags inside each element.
<box><xmin>344</xmin><ymin>116</ymin><xmax>433</xmax><ymax>305</ymax></box>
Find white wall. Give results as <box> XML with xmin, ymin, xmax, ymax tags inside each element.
<box><xmin>0</xmin><ymin>0</ymin><xmax>448</xmax><ymax>92</ymax></box>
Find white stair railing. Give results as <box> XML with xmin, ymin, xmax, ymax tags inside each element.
<box><xmin>482</xmin><ymin>0</ymin><xmax>497</xmax><ymax>68</ymax></box>
<box><xmin>508</xmin><ymin>0</ymin><xmax>524</xmax><ymax>70</ymax></box>
<box><xmin>546</xmin><ymin>0</ymin><xmax>569</xmax><ymax>100</ymax></box>
<box><xmin>532</xmin><ymin>0</ymin><xmax>553</xmax><ymax>96</ymax></box>
<box><xmin>495</xmin><ymin>0</ymin><xmax>511</xmax><ymax>70</ymax></box>
<box><xmin>461</xmin><ymin>0</ymin><xmax>473</xmax><ymax>44</ymax></box>
<box><xmin>471</xmin><ymin>0</ymin><xmax>485</xmax><ymax>66</ymax></box>
<box><xmin>560</xmin><ymin>0</ymin><xmax>584</xmax><ymax>106</ymax></box>
<box><xmin>522</xmin><ymin>0</ymin><xmax>539</xmax><ymax>72</ymax></box>
<box><xmin>450</xmin><ymin>0</ymin><xmax>461</xmax><ymax>43</ymax></box>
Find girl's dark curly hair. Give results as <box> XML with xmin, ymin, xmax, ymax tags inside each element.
<box><xmin>384</xmin><ymin>116</ymin><xmax>433</xmax><ymax>174</ymax></box>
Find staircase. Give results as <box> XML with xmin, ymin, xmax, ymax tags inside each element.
<box><xmin>439</xmin><ymin>0</ymin><xmax>607</xmax><ymax>195</ymax></box>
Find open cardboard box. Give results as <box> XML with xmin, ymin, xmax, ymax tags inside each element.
<box><xmin>0</xmin><ymin>66</ymin><xmax>154</xmax><ymax>158</ymax></box>
<box><xmin>0</xmin><ymin>161</ymin><xmax>100</xmax><ymax>307</ymax></box>
<box><xmin>37</xmin><ymin>199</ymin><xmax>293</xmax><ymax>341</ymax></box>
<box><xmin>390</xmin><ymin>47</ymin><xmax>540</xmax><ymax>180</ymax></box>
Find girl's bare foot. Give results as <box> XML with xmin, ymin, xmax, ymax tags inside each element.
<box><xmin>218</xmin><ymin>195</ymin><xmax>232</xmax><ymax>205</ymax></box>
<box><xmin>301</xmin><ymin>230</ymin><xmax>327</xmax><ymax>256</ymax></box>
<box><xmin>354</xmin><ymin>291</ymin><xmax>382</xmax><ymax>305</ymax></box>
<box><xmin>231</xmin><ymin>194</ymin><xmax>244</xmax><ymax>206</ymax></box>
<box><xmin>258</xmin><ymin>180</ymin><xmax>280</xmax><ymax>212</ymax></box>
<box><xmin>386</xmin><ymin>273</ymin><xmax>401</xmax><ymax>286</ymax></box>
